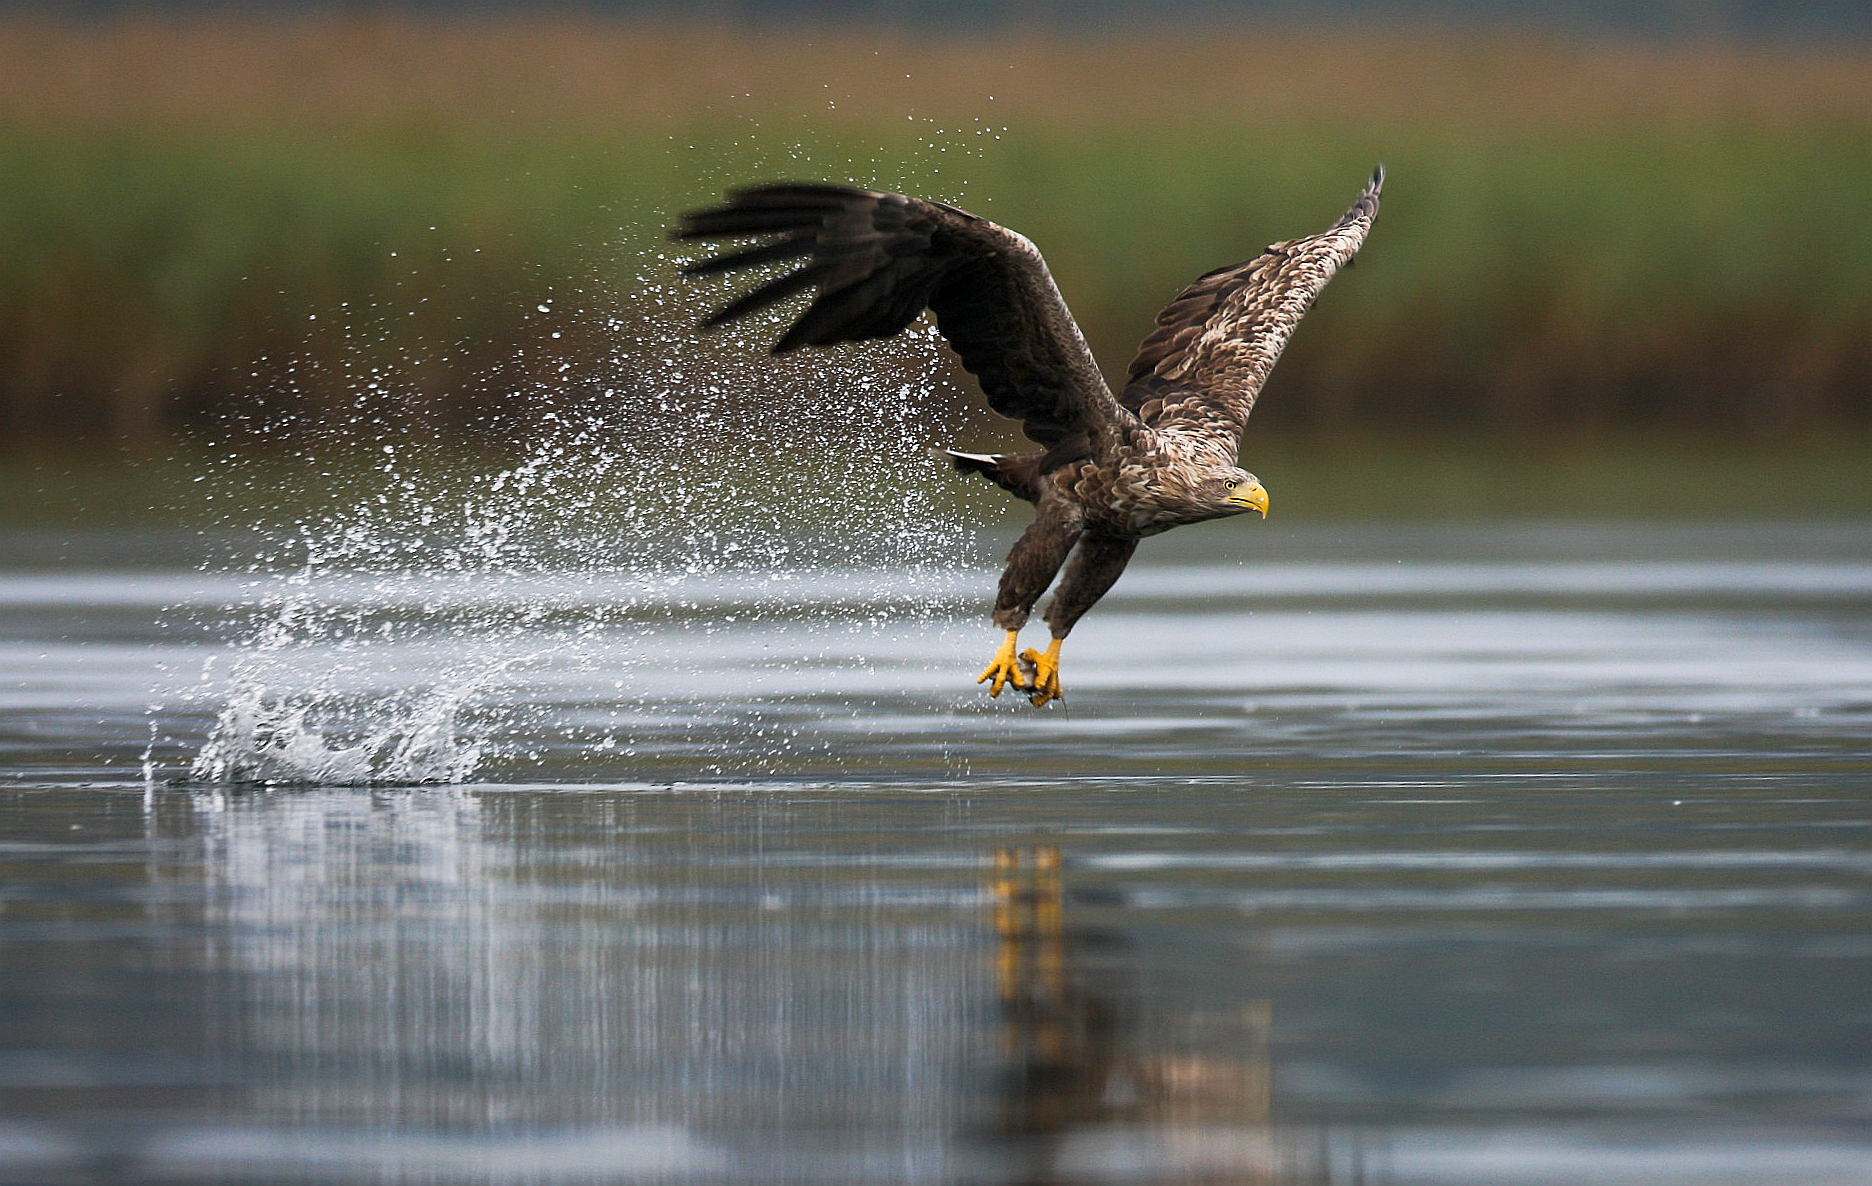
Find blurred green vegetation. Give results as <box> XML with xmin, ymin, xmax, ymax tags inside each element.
<box><xmin>6</xmin><ymin>120</ymin><xmax>1870</xmax><ymax>440</ymax></box>
<box><xmin>1</xmin><ymin>17</ymin><xmax>1869</xmax><ymax>518</ymax></box>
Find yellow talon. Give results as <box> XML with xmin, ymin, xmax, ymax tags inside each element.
<box><xmin>1019</xmin><ymin>638</ymin><xmax>1064</xmax><ymax>707</ymax></box>
<box><xmin>977</xmin><ymin>629</ymin><xmax>1029</xmax><ymax>698</ymax></box>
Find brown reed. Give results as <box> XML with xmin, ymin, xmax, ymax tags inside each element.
<box><xmin>2</xmin><ymin>14</ymin><xmax>1868</xmax><ymax>135</ymax></box>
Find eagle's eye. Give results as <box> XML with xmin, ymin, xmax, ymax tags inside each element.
<box><xmin>1224</xmin><ymin>478</ymin><xmax>1238</xmax><ymax>489</ymax></box>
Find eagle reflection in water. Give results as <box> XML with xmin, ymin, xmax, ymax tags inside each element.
<box><xmin>678</xmin><ymin>170</ymin><xmax>1382</xmax><ymax>707</ymax></box>
<box><xmin>982</xmin><ymin>848</ymin><xmax>1332</xmax><ymax>1184</ymax></box>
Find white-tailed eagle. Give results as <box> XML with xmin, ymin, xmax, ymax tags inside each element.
<box><xmin>677</xmin><ymin>167</ymin><xmax>1383</xmax><ymax>705</ymax></box>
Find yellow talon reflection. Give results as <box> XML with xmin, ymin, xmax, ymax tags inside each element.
<box><xmin>1019</xmin><ymin>638</ymin><xmax>1064</xmax><ymax>707</ymax></box>
<box><xmin>977</xmin><ymin>629</ymin><xmax>1031</xmax><ymax>698</ymax></box>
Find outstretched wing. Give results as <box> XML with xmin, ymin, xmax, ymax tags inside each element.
<box><xmin>675</xmin><ymin>184</ymin><xmax>1126</xmax><ymax>449</ymax></box>
<box><xmin>1121</xmin><ymin>166</ymin><xmax>1383</xmax><ymax>452</ymax></box>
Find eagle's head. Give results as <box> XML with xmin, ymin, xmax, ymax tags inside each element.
<box><xmin>1211</xmin><ymin>468</ymin><xmax>1269</xmax><ymax>518</ymax></box>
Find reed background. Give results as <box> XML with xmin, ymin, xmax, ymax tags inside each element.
<box><xmin>2</xmin><ymin>14</ymin><xmax>1870</xmax><ymax>517</ymax></box>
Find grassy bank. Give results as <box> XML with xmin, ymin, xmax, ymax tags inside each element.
<box><xmin>1</xmin><ymin>17</ymin><xmax>1870</xmax><ymax>446</ymax></box>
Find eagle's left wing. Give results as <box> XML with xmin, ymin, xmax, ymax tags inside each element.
<box><xmin>1120</xmin><ymin>166</ymin><xmax>1383</xmax><ymax>452</ymax></box>
<box><xmin>675</xmin><ymin>184</ymin><xmax>1131</xmax><ymax>451</ymax></box>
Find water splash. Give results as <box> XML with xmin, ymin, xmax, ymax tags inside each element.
<box><xmin>183</xmin><ymin>253</ymin><xmax>992</xmax><ymax>784</ymax></box>
<box><xmin>191</xmin><ymin>682</ymin><xmax>483</xmax><ymax>786</ymax></box>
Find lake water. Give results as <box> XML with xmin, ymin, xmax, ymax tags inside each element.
<box><xmin>2</xmin><ymin>521</ymin><xmax>1870</xmax><ymax>1184</ymax></box>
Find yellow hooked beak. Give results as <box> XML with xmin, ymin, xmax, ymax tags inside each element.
<box><xmin>1228</xmin><ymin>479</ymin><xmax>1269</xmax><ymax>517</ymax></box>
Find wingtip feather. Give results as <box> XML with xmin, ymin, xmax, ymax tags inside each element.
<box><xmin>1333</xmin><ymin>164</ymin><xmax>1384</xmax><ymax>230</ymax></box>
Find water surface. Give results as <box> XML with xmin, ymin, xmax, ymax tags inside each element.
<box><xmin>2</xmin><ymin>522</ymin><xmax>1869</xmax><ymax>1183</ymax></box>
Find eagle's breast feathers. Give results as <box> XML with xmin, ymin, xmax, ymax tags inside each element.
<box><xmin>1051</xmin><ymin>434</ymin><xmax>1247</xmax><ymax>537</ymax></box>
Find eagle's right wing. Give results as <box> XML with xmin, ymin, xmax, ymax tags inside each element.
<box><xmin>1121</xmin><ymin>167</ymin><xmax>1382</xmax><ymax>455</ymax></box>
<box><xmin>676</xmin><ymin>184</ymin><xmax>1130</xmax><ymax>449</ymax></box>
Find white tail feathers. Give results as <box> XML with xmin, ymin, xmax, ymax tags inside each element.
<box><xmin>943</xmin><ymin>449</ymin><xmax>1001</xmax><ymax>465</ymax></box>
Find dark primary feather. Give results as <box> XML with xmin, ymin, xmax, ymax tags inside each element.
<box><xmin>1121</xmin><ymin>165</ymin><xmax>1384</xmax><ymax>450</ymax></box>
<box><xmin>675</xmin><ymin>183</ymin><xmax>1125</xmax><ymax>449</ymax></box>
<box><xmin>681</xmin><ymin>236</ymin><xmax>815</xmax><ymax>278</ymax></box>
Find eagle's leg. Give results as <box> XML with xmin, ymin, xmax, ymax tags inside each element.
<box><xmin>1026</xmin><ymin>533</ymin><xmax>1139</xmax><ymax>707</ymax></box>
<box><xmin>980</xmin><ymin>493</ymin><xmax>1082</xmax><ymax>699</ymax></box>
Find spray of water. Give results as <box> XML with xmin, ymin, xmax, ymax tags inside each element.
<box><xmin>184</xmin><ymin>248</ymin><xmax>994</xmax><ymax>785</ymax></box>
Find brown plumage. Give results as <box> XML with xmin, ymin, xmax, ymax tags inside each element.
<box><xmin>675</xmin><ymin>167</ymin><xmax>1383</xmax><ymax>705</ymax></box>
